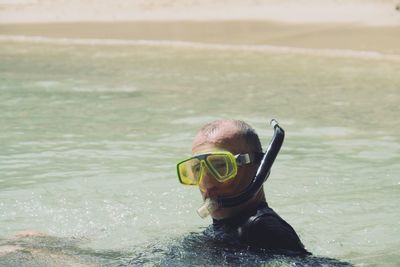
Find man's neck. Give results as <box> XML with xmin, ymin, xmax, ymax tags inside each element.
<box><xmin>212</xmin><ymin>191</ymin><xmax>267</xmax><ymax>226</ymax></box>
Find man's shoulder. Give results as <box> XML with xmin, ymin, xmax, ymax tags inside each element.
<box><xmin>244</xmin><ymin>205</ymin><xmax>294</xmax><ymax>232</ymax></box>
<box><xmin>239</xmin><ymin>204</ymin><xmax>310</xmax><ymax>255</ymax></box>
<box><xmin>247</xmin><ymin>205</ymin><xmax>280</xmax><ymax>223</ymax></box>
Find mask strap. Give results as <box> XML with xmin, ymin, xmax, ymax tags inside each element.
<box><xmin>235</xmin><ymin>154</ymin><xmax>251</xmax><ymax>166</ymax></box>
<box><xmin>235</xmin><ymin>152</ymin><xmax>265</xmax><ymax>166</ymax></box>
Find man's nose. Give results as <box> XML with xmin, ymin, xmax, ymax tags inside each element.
<box><xmin>199</xmin><ymin>168</ymin><xmax>220</xmax><ymax>193</ymax></box>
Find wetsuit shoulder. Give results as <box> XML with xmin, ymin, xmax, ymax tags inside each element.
<box><xmin>239</xmin><ymin>206</ymin><xmax>310</xmax><ymax>255</ymax></box>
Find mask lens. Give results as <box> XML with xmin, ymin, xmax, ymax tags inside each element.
<box><xmin>178</xmin><ymin>158</ymin><xmax>201</xmax><ymax>185</ymax></box>
<box><xmin>206</xmin><ymin>153</ymin><xmax>237</xmax><ymax>182</ymax></box>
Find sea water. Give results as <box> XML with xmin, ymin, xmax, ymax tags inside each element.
<box><xmin>0</xmin><ymin>40</ymin><xmax>399</xmax><ymax>266</ymax></box>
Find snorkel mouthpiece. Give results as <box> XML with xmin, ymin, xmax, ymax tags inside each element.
<box><xmin>197</xmin><ymin>198</ymin><xmax>218</xmax><ymax>219</ymax></box>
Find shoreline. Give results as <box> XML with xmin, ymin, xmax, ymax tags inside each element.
<box><xmin>1</xmin><ymin>21</ymin><xmax>400</xmax><ymax>55</ymax></box>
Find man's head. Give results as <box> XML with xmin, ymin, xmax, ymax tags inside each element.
<box><xmin>190</xmin><ymin>119</ymin><xmax>265</xmax><ymax>219</ymax></box>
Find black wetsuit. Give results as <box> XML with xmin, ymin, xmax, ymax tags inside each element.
<box><xmin>204</xmin><ymin>202</ymin><xmax>310</xmax><ymax>256</ymax></box>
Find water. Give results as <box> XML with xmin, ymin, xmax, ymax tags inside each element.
<box><xmin>0</xmin><ymin>40</ymin><xmax>399</xmax><ymax>266</ymax></box>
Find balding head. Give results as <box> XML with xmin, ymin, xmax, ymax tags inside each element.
<box><xmin>192</xmin><ymin>119</ymin><xmax>262</xmax><ymax>154</ymax></box>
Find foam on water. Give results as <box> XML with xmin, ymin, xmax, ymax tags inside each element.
<box><xmin>1</xmin><ymin>35</ymin><xmax>400</xmax><ymax>62</ymax></box>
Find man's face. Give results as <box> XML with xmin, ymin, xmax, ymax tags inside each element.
<box><xmin>191</xmin><ymin>123</ymin><xmax>259</xmax><ymax>219</ymax></box>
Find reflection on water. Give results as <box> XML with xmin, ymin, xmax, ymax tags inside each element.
<box><xmin>0</xmin><ymin>41</ymin><xmax>399</xmax><ymax>266</ymax></box>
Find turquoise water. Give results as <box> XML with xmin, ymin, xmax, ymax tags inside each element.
<box><xmin>0</xmin><ymin>40</ymin><xmax>399</xmax><ymax>266</ymax></box>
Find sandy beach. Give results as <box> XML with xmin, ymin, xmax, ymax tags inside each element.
<box><xmin>1</xmin><ymin>0</ymin><xmax>400</xmax><ymax>56</ymax></box>
<box><xmin>1</xmin><ymin>21</ymin><xmax>400</xmax><ymax>56</ymax></box>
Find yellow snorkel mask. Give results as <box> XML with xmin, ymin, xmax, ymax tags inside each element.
<box><xmin>177</xmin><ymin>151</ymin><xmax>262</xmax><ymax>186</ymax></box>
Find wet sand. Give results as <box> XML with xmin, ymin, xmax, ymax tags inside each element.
<box><xmin>1</xmin><ymin>21</ymin><xmax>400</xmax><ymax>54</ymax></box>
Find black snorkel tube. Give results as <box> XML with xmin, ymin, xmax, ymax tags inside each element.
<box><xmin>218</xmin><ymin>119</ymin><xmax>285</xmax><ymax>207</ymax></box>
<box><xmin>197</xmin><ymin>119</ymin><xmax>285</xmax><ymax>218</ymax></box>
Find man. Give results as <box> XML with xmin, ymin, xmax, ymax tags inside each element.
<box><xmin>177</xmin><ymin>119</ymin><xmax>310</xmax><ymax>255</ymax></box>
